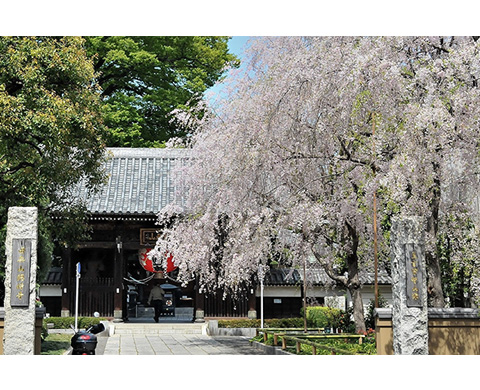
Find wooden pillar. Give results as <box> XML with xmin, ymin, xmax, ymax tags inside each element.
<box><xmin>113</xmin><ymin>236</ymin><xmax>124</xmax><ymax>320</ymax></box>
<box><xmin>61</xmin><ymin>247</ymin><xmax>72</xmax><ymax>317</ymax></box>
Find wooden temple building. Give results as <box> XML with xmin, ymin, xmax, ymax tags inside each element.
<box><xmin>39</xmin><ymin>147</ymin><xmax>392</xmax><ymax>321</ymax></box>
<box><xmin>44</xmin><ymin>148</ymin><xmax>255</xmax><ymax>321</ymax></box>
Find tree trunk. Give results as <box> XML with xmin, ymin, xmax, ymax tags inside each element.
<box><xmin>311</xmin><ymin>223</ymin><xmax>367</xmax><ymax>333</ymax></box>
<box><xmin>346</xmin><ymin>250</ymin><xmax>366</xmax><ymax>333</ymax></box>
<box><xmin>348</xmin><ymin>282</ymin><xmax>366</xmax><ymax>333</ymax></box>
<box><xmin>426</xmin><ymin>170</ymin><xmax>445</xmax><ymax>308</ymax></box>
<box><xmin>426</xmin><ymin>250</ymin><xmax>444</xmax><ymax>307</ymax></box>
<box><xmin>345</xmin><ymin>223</ymin><xmax>366</xmax><ymax>333</ymax></box>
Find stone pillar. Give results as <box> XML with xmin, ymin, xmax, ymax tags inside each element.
<box><xmin>247</xmin><ymin>286</ymin><xmax>257</xmax><ymax>319</ymax></box>
<box><xmin>113</xmin><ymin>236</ymin><xmax>124</xmax><ymax>320</ymax></box>
<box><xmin>390</xmin><ymin>216</ymin><xmax>428</xmax><ymax>355</ymax></box>
<box><xmin>3</xmin><ymin>207</ymin><xmax>38</xmax><ymax>355</ymax></box>
<box><xmin>60</xmin><ymin>246</ymin><xmax>72</xmax><ymax>317</ymax></box>
<box><xmin>194</xmin><ymin>280</ymin><xmax>205</xmax><ymax>322</ymax></box>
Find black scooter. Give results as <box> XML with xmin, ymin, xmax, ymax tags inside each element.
<box><xmin>70</xmin><ymin>323</ymin><xmax>105</xmax><ymax>355</ymax></box>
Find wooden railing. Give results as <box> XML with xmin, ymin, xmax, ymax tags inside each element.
<box><xmin>256</xmin><ymin>327</ymin><xmax>325</xmax><ymax>341</ymax></box>
<box><xmin>280</xmin><ymin>334</ymin><xmax>365</xmax><ymax>355</ymax></box>
<box><xmin>256</xmin><ymin>327</ymin><xmax>365</xmax><ymax>355</ymax></box>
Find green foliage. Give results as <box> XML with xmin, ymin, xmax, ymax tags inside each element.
<box><xmin>301</xmin><ymin>306</ymin><xmax>352</xmax><ymax>331</ymax></box>
<box><xmin>84</xmin><ymin>36</ymin><xmax>240</xmax><ymax>146</ymax></box>
<box><xmin>0</xmin><ymin>36</ymin><xmax>108</xmax><ymax>297</ymax></box>
<box><xmin>251</xmin><ymin>333</ymin><xmax>377</xmax><ymax>355</ymax></box>
<box><xmin>304</xmin><ymin>338</ymin><xmax>376</xmax><ymax>355</ymax></box>
<box><xmin>40</xmin><ymin>333</ymin><xmax>72</xmax><ymax>355</ymax></box>
<box><xmin>364</xmin><ymin>294</ymin><xmax>389</xmax><ymax>330</ymax></box>
<box><xmin>43</xmin><ymin>316</ymin><xmax>106</xmax><ymax>330</ymax></box>
<box><xmin>218</xmin><ymin>317</ymin><xmax>305</xmax><ymax>328</ymax></box>
<box><xmin>437</xmin><ymin>214</ymin><xmax>479</xmax><ymax>307</ymax></box>
<box><xmin>41</xmin><ymin>320</ymin><xmax>49</xmax><ymax>341</ymax></box>
<box><xmin>265</xmin><ymin>317</ymin><xmax>307</xmax><ymax>328</ymax></box>
<box><xmin>218</xmin><ymin>319</ymin><xmax>260</xmax><ymax>328</ymax></box>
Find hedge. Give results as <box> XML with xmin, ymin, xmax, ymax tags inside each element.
<box><xmin>43</xmin><ymin>316</ymin><xmax>106</xmax><ymax>329</ymax></box>
<box><xmin>218</xmin><ymin>317</ymin><xmax>307</xmax><ymax>328</ymax></box>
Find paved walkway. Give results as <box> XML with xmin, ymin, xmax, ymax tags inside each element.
<box><xmin>94</xmin><ymin>322</ymin><xmax>267</xmax><ymax>355</ymax></box>
<box><xmin>100</xmin><ymin>334</ymin><xmax>266</xmax><ymax>355</ymax></box>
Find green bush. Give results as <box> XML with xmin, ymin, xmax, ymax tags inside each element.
<box><xmin>365</xmin><ymin>294</ymin><xmax>389</xmax><ymax>330</ymax></box>
<box><xmin>265</xmin><ymin>318</ymin><xmax>306</xmax><ymax>328</ymax></box>
<box><xmin>297</xmin><ymin>338</ymin><xmax>377</xmax><ymax>355</ymax></box>
<box><xmin>41</xmin><ymin>334</ymin><xmax>72</xmax><ymax>355</ymax></box>
<box><xmin>300</xmin><ymin>306</ymin><xmax>355</xmax><ymax>332</ymax></box>
<box><xmin>218</xmin><ymin>319</ymin><xmax>260</xmax><ymax>328</ymax></box>
<box><xmin>43</xmin><ymin>316</ymin><xmax>106</xmax><ymax>330</ymax></box>
<box><xmin>41</xmin><ymin>321</ymin><xmax>49</xmax><ymax>341</ymax></box>
<box><xmin>217</xmin><ymin>317</ymin><xmax>307</xmax><ymax>329</ymax></box>
<box><xmin>300</xmin><ymin>306</ymin><xmax>340</xmax><ymax>328</ymax></box>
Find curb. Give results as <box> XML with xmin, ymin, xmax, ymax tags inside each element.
<box><xmin>250</xmin><ymin>340</ymin><xmax>292</xmax><ymax>355</ymax></box>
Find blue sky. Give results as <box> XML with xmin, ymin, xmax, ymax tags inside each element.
<box><xmin>228</xmin><ymin>36</ymin><xmax>251</xmax><ymax>57</ymax></box>
<box><xmin>206</xmin><ymin>36</ymin><xmax>251</xmax><ymax>103</ymax></box>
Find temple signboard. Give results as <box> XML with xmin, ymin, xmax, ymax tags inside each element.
<box><xmin>10</xmin><ymin>239</ymin><xmax>32</xmax><ymax>307</ymax></box>
<box><xmin>405</xmin><ymin>243</ymin><xmax>424</xmax><ymax>308</ymax></box>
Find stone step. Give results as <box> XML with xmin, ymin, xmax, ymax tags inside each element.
<box><xmin>132</xmin><ymin>306</ymin><xmax>193</xmax><ymax>316</ymax></box>
<box><xmin>131</xmin><ymin>306</ymin><xmax>194</xmax><ymax>322</ymax></box>
<box><xmin>112</xmin><ymin>322</ymin><xmax>207</xmax><ymax>335</ymax></box>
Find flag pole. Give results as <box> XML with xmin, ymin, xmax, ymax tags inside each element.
<box><xmin>75</xmin><ymin>262</ymin><xmax>81</xmax><ymax>332</ymax></box>
<box><xmin>372</xmin><ymin>113</ymin><xmax>379</xmax><ymax>308</ymax></box>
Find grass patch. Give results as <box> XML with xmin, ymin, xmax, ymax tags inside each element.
<box><xmin>41</xmin><ymin>334</ymin><xmax>72</xmax><ymax>355</ymax></box>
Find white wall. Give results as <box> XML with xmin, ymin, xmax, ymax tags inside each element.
<box><xmin>39</xmin><ymin>285</ymin><xmax>62</xmax><ymax>297</ymax></box>
<box><xmin>256</xmin><ymin>284</ymin><xmax>393</xmax><ymax>312</ymax></box>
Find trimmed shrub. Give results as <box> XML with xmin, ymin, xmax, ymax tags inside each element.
<box><xmin>265</xmin><ymin>317</ymin><xmax>306</xmax><ymax>328</ymax></box>
<box><xmin>218</xmin><ymin>319</ymin><xmax>260</xmax><ymax>328</ymax></box>
<box><xmin>217</xmin><ymin>317</ymin><xmax>306</xmax><ymax>329</ymax></box>
<box><xmin>43</xmin><ymin>316</ymin><xmax>106</xmax><ymax>330</ymax></box>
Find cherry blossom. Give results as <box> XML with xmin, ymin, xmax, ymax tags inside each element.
<box><xmin>153</xmin><ymin>37</ymin><xmax>480</xmax><ymax>331</ymax></box>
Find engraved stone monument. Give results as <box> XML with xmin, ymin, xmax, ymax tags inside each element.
<box><xmin>3</xmin><ymin>207</ymin><xmax>38</xmax><ymax>355</ymax></box>
<box><xmin>390</xmin><ymin>216</ymin><xmax>428</xmax><ymax>354</ymax></box>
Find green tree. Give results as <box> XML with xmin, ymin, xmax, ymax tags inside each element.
<box><xmin>84</xmin><ymin>36</ymin><xmax>240</xmax><ymax>146</ymax></box>
<box><xmin>0</xmin><ymin>36</ymin><xmax>108</xmax><ymax>298</ymax></box>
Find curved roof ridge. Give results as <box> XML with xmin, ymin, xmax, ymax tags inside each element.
<box><xmin>107</xmin><ymin>147</ymin><xmax>190</xmax><ymax>159</ymax></box>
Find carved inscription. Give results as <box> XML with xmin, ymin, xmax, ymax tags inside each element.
<box><xmin>405</xmin><ymin>243</ymin><xmax>423</xmax><ymax>308</ymax></box>
<box><xmin>140</xmin><ymin>228</ymin><xmax>159</xmax><ymax>246</ymax></box>
<box><xmin>11</xmin><ymin>239</ymin><xmax>32</xmax><ymax>307</ymax></box>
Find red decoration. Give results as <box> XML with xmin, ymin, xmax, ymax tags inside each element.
<box><xmin>139</xmin><ymin>248</ymin><xmax>176</xmax><ymax>273</ymax></box>
<box><xmin>165</xmin><ymin>252</ymin><xmax>176</xmax><ymax>273</ymax></box>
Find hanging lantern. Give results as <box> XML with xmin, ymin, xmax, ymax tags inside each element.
<box><xmin>139</xmin><ymin>248</ymin><xmax>176</xmax><ymax>274</ymax></box>
<box><xmin>165</xmin><ymin>252</ymin><xmax>176</xmax><ymax>273</ymax></box>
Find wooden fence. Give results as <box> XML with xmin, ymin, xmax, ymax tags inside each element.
<box><xmin>69</xmin><ymin>277</ymin><xmax>115</xmax><ymax>317</ymax></box>
<box><xmin>203</xmin><ymin>292</ymin><xmax>249</xmax><ymax>317</ymax></box>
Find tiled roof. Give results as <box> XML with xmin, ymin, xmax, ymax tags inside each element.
<box><xmin>72</xmin><ymin>148</ymin><xmax>189</xmax><ymax>216</ymax></box>
<box><xmin>43</xmin><ymin>267</ymin><xmax>63</xmax><ymax>285</ymax></box>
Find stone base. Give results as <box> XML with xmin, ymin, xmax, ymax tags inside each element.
<box><xmin>248</xmin><ymin>310</ymin><xmax>257</xmax><ymax>320</ymax></box>
<box><xmin>61</xmin><ymin>310</ymin><xmax>70</xmax><ymax>317</ymax></box>
<box><xmin>195</xmin><ymin>309</ymin><xmax>205</xmax><ymax>322</ymax></box>
<box><xmin>391</xmin><ymin>216</ymin><xmax>428</xmax><ymax>355</ymax></box>
<box><xmin>113</xmin><ymin>309</ymin><xmax>123</xmax><ymax>321</ymax></box>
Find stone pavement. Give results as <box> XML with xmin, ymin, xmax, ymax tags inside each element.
<box><xmin>100</xmin><ymin>334</ymin><xmax>267</xmax><ymax>355</ymax></box>
<box><xmin>97</xmin><ymin>322</ymin><xmax>268</xmax><ymax>355</ymax></box>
